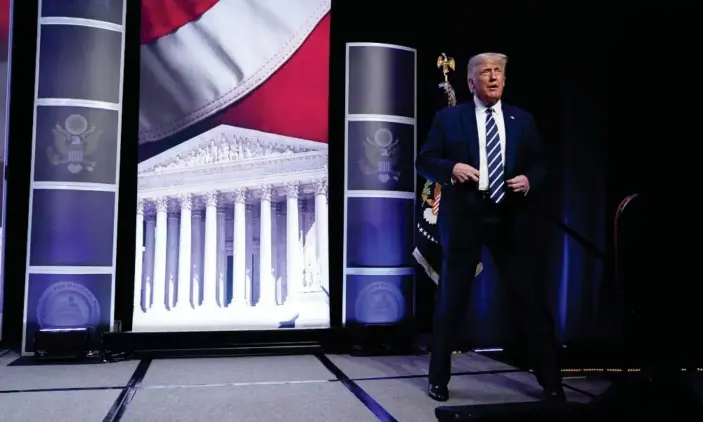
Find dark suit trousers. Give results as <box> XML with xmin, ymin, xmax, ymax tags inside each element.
<box><xmin>428</xmin><ymin>196</ymin><xmax>560</xmax><ymax>388</ymax></box>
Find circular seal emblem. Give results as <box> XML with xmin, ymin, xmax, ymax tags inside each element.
<box><xmin>374</xmin><ymin>128</ymin><xmax>393</xmax><ymax>148</ymax></box>
<box><xmin>354</xmin><ymin>281</ymin><xmax>404</xmax><ymax>324</ymax></box>
<box><xmin>65</xmin><ymin>114</ymin><xmax>88</xmax><ymax>135</ymax></box>
<box><xmin>36</xmin><ymin>281</ymin><xmax>101</xmax><ymax>329</ymax></box>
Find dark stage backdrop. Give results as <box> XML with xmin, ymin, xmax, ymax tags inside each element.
<box><xmin>416</xmin><ymin>5</ymin><xmax>609</xmax><ymax>346</ymax></box>
<box><xmin>332</xmin><ymin>0</ymin><xmax>611</xmax><ymax>347</ymax></box>
<box><xmin>0</xmin><ymin>0</ymin><xmax>9</xmax><ymax>342</ymax></box>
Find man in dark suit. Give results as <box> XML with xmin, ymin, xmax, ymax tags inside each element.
<box><xmin>416</xmin><ymin>52</ymin><xmax>564</xmax><ymax>402</ymax></box>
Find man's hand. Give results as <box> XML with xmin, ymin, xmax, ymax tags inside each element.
<box><xmin>507</xmin><ymin>175</ymin><xmax>530</xmax><ymax>194</ymax></box>
<box><xmin>451</xmin><ymin>163</ymin><xmax>479</xmax><ymax>183</ymax></box>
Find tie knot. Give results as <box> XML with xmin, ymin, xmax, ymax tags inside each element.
<box><xmin>486</xmin><ymin>108</ymin><xmax>494</xmax><ymax>115</ymax></box>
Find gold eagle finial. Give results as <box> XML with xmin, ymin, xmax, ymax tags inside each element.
<box><xmin>436</xmin><ymin>53</ymin><xmax>455</xmax><ymax>83</ymax></box>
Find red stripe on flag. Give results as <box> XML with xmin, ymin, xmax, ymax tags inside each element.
<box><xmin>141</xmin><ymin>0</ymin><xmax>219</xmax><ymax>44</ymax></box>
<box><xmin>215</xmin><ymin>14</ymin><xmax>330</xmax><ymax>143</ymax></box>
<box><xmin>0</xmin><ymin>0</ymin><xmax>9</xmax><ymax>48</ymax></box>
<box><xmin>432</xmin><ymin>194</ymin><xmax>440</xmax><ymax>214</ymax></box>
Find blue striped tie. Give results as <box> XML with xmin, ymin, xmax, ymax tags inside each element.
<box><xmin>485</xmin><ymin>108</ymin><xmax>504</xmax><ymax>203</ymax></box>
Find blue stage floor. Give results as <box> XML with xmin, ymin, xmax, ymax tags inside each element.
<box><xmin>0</xmin><ymin>348</ymin><xmax>612</xmax><ymax>422</ymax></box>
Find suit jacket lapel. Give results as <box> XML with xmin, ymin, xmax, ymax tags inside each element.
<box><xmin>459</xmin><ymin>103</ymin><xmax>480</xmax><ymax>168</ymax></box>
<box><xmin>503</xmin><ymin>104</ymin><xmax>519</xmax><ymax>176</ymax></box>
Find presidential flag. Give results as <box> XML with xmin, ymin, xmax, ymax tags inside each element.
<box><xmin>412</xmin><ymin>65</ymin><xmax>457</xmax><ymax>284</ymax></box>
<box><xmin>413</xmin><ymin>55</ymin><xmax>482</xmax><ymax>284</ymax></box>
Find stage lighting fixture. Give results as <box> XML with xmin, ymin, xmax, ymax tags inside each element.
<box><xmin>347</xmin><ymin>323</ymin><xmax>416</xmax><ymax>356</ymax></box>
<box><xmin>33</xmin><ymin>327</ymin><xmax>95</xmax><ymax>360</ymax></box>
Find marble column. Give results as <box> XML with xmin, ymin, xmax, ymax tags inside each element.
<box><xmin>199</xmin><ymin>207</ymin><xmax>207</xmax><ymax>302</ymax></box>
<box><xmin>216</xmin><ymin>207</ymin><xmax>226</xmax><ymax>307</ymax></box>
<box><xmin>191</xmin><ymin>210</ymin><xmax>203</xmax><ymax>307</ymax></box>
<box><xmin>244</xmin><ymin>205</ymin><xmax>253</xmax><ymax>304</ymax></box>
<box><xmin>231</xmin><ymin>188</ymin><xmax>247</xmax><ymax>306</ymax></box>
<box><xmin>152</xmin><ymin>197</ymin><xmax>168</xmax><ymax>311</ymax></box>
<box><xmin>285</xmin><ymin>182</ymin><xmax>300</xmax><ymax>301</ymax></box>
<box><xmin>176</xmin><ymin>194</ymin><xmax>192</xmax><ymax>309</ymax></box>
<box><xmin>315</xmin><ymin>178</ymin><xmax>329</xmax><ymax>292</ymax></box>
<box><xmin>202</xmin><ymin>192</ymin><xmax>218</xmax><ymax>308</ymax></box>
<box><xmin>144</xmin><ymin>217</ymin><xmax>156</xmax><ymax>309</ymax></box>
<box><xmin>270</xmin><ymin>199</ymin><xmax>278</xmax><ymax>298</ymax></box>
<box><xmin>297</xmin><ymin>200</ymin><xmax>305</xmax><ymax>290</ymax></box>
<box><xmin>134</xmin><ymin>200</ymin><xmax>144</xmax><ymax>311</ymax></box>
<box><xmin>298</xmin><ymin>200</ymin><xmax>306</xmax><ymax>254</ymax></box>
<box><xmin>275</xmin><ymin>203</ymin><xmax>286</xmax><ymax>305</ymax></box>
<box><xmin>166</xmin><ymin>204</ymin><xmax>180</xmax><ymax>308</ymax></box>
<box><xmin>258</xmin><ymin>185</ymin><xmax>276</xmax><ymax>306</ymax></box>
<box><xmin>301</xmin><ymin>199</ymin><xmax>315</xmax><ymax>291</ymax></box>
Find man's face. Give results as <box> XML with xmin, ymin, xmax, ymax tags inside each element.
<box><xmin>468</xmin><ymin>58</ymin><xmax>505</xmax><ymax>105</ymax></box>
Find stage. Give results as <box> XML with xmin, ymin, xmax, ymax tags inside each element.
<box><xmin>0</xmin><ymin>348</ymin><xmax>613</xmax><ymax>422</ymax></box>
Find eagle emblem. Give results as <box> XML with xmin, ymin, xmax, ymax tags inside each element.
<box><xmin>47</xmin><ymin>114</ymin><xmax>102</xmax><ymax>174</ymax></box>
<box><xmin>359</xmin><ymin>128</ymin><xmax>400</xmax><ymax>183</ymax></box>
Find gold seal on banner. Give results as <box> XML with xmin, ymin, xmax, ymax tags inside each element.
<box><xmin>47</xmin><ymin>114</ymin><xmax>102</xmax><ymax>174</ymax></box>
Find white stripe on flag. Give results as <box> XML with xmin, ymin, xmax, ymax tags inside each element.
<box><xmin>138</xmin><ymin>0</ymin><xmax>331</xmax><ymax>143</ymax></box>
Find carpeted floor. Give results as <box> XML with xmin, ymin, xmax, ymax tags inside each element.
<box><xmin>0</xmin><ymin>348</ymin><xmax>613</xmax><ymax>422</ymax></box>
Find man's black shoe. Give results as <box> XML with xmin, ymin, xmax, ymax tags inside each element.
<box><xmin>428</xmin><ymin>384</ymin><xmax>449</xmax><ymax>401</ymax></box>
<box><xmin>543</xmin><ymin>385</ymin><xmax>567</xmax><ymax>402</ymax></box>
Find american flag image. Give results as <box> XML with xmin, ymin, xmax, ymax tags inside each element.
<box><xmin>138</xmin><ymin>0</ymin><xmax>330</xmax><ymax>148</ymax></box>
<box><xmin>432</xmin><ymin>192</ymin><xmax>440</xmax><ymax>215</ymax></box>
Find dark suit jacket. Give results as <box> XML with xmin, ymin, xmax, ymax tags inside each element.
<box><xmin>416</xmin><ymin>101</ymin><xmax>546</xmax><ymax>252</ymax></box>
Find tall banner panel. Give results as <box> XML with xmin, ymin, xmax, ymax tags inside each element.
<box><xmin>343</xmin><ymin>43</ymin><xmax>417</xmax><ymax>325</ymax></box>
<box><xmin>21</xmin><ymin>0</ymin><xmax>126</xmax><ymax>354</ymax></box>
<box><xmin>132</xmin><ymin>0</ymin><xmax>331</xmax><ymax>332</ymax></box>
<box><xmin>0</xmin><ymin>0</ymin><xmax>10</xmax><ymax>340</ymax></box>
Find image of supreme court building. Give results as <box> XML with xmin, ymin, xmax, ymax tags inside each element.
<box><xmin>133</xmin><ymin>125</ymin><xmax>330</xmax><ymax>331</ymax></box>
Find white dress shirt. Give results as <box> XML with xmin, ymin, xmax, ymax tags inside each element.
<box><xmin>474</xmin><ymin>96</ymin><xmax>506</xmax><ymax>191</ymax></box>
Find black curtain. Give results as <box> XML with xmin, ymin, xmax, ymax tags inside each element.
<box><xmin>414</xmin><ymin>3</ymin><xmax>610</xmax><ymax>346</ymax></box>
<box><xmin>1</xmin><ymin>0</ymin><xmax>39</xmax><ymax>344</ymax></box>
<box><xmin>331</xmin><ymin>0</ymin><xmax>611</xmax><ymax>345</ymax></box>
